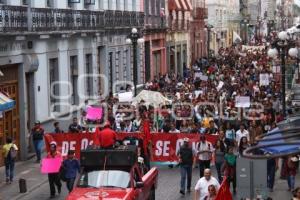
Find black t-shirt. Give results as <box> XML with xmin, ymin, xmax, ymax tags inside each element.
<box><xmin>179</xmin><ymin>145</ymin><xmax>193</xmax><ymax>166</ymax></box>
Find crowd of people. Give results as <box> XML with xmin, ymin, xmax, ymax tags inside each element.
<box><xmin>4</xmin><ymin>44</ymin><xmax>300</xmax><ymax>199</ymax></box>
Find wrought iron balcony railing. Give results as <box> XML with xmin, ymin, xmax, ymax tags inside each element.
<box><xmin>168</xmin><ymin>17</ymin><xmax>189</xmax><ymax>32</ymax></box>
<box><xmin>0</xmin><ymin>5</ymin><xmax>144</xmax><ymax>33</ymax></box>
<box><xmin>145</xmin><ymin>15</ymin><xmax>167</xmax><ymax>30</ymax></box>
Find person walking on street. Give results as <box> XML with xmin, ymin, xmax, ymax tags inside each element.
<box><xmin>177</xmin><ymin>137</ymin><xmax>195</xmax><ymax>195</ymax></box>
<box><xmin>204</xmin><ymin>185</ymin><xmax>217</xmax><ymax>200</ymax></box>
<box><xmin>62</xmin><ymin>150</ymin><xmax>80</xmax><ymax>193</ymax></box>
<box><xmin>223</xmin><ymin>146</ymin><xmax>237</xmax><ymax>194</ymax></box>
<box><xmin>47</xmin><ymin>142</ymin><xmax>62</xmax><ymax>198</ymax></box>
<box><xmin>267</xmin><ymin>156</ymin><xmax>278</xmax><ymax>192</ymax></box>
<box><xmin>194</xmin><ymin>169</ymin><xmax>220</xmax><ymax>200</ymax></box>
<box><xmin>214</xmin><ymin>139</ymin><xmax>225</xmax><ymax>183</ymax></box>
<box><xmin>31</xmin><ymin>121</ymin><xmax>44</xmax><ymax>162</ymax></box>
<box><xmin>2</xmin><ymin>137</ymin><xmax>18</xmax><ymax>183</ymax></box>
<box><xmin>197</xmin><ymin>135</ymin><xmax>213</xmax><ymax>177</ymax></box>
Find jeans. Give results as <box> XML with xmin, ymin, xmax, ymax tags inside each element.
<box><xmin>66</xmin><ymin>178</ymin><xmax>75</xmax><ymax>193</ymax></box>
<box><xmin>287</xmin><ymin>175</ymin><xmax>295</xmax><ymax>190</ymax></box>
<box><xmin>5</xmin><ymin>158</ymin><xmax>15</xmax><ymax>181</ymax></box>
<box><xmin>267</xmin><ymin>165</ymin><xmax>276</xmax><ymax>189</ymax></box>
<box><xmin>48</xmin><ymin>173</ymin><xmax>62</xmax><ymax>196</ymax></box>
<box><xmin>33</xmin><ymin>139</ymin><xmax>43</xmax><ymax>161</ymax></box>
<box><xmin>199</xmin><ymin>160</ymin><xmax>210</xmax><ymax>177</ymax></box>
<box><xmin>180</xmin><ymin>165</ymin><xmax>192</xmax><ymax>192</ymax></box>
<box><xmin>215</xmin><ymin>162</ymin><xmax>223</xmax><ymax>183</ymax></box>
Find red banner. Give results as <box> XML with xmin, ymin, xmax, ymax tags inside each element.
<box><xmin>44</xmin><ymin>133</ymin><xmax>218</xmax><ymax>162</ymax></box>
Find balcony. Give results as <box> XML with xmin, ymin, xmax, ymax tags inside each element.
<box><xmin>144</xmin><ymin>15</ymin><xmax>167</xmax><ymax>32</ymax></box>
<box><xmin>192</xmin><ymin>7</ymin><xmax>208</xmax><ymax>20</ymax></box>
<box><xmin>168</xmin><ymin>17</ymin><xmax>189</xmax><ymax>32</ymax></box>
<box><xmin>0</xmin><ymin>5</ymin><xmax>144</xmax><ymax>34</ymax></box>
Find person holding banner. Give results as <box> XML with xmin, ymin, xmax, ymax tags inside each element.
<box><xmin>95</xmin><ymin>121</ymin><xmax>117</xmax><ymax>149</ymax></box>
<box><xmin>196</xmin><ymin>136</ymin><xmax>214</xmax><ymax>178</ymax></box>
<box><xmin>46</xmin><ymin>142</ymin><xmax>62</xmax><ymax>198</ymax></box>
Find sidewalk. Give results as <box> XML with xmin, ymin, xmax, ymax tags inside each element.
<box><xmin>0</xmin><ymin>157</ymin><xmax>48</xmax><ymax>200</ymax></box>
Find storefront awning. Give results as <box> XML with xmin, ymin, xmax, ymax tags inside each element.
<box><xmin>0</xmin><ymin>92</ymin><xmax>15</xmax><ymax>112</ymax></box>
<box><xmin>168</xmin><ymin>0</ymin><xmax>182</xmax><ymax>11</ymax></box>
<box><xmin>178</xmin><ymin>0</ymin><xmax>188</xmax><ymax>11</ymax></box>
<box><xmin>183</xmin><ymin>0</ymin><xmax>192</xmax><ymax>11</ymax></box>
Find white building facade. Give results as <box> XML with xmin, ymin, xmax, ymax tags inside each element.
<box><xmin>0</xmin><ymin>0</ymin><xmax>144</xmax><ymax>161</ymax></box>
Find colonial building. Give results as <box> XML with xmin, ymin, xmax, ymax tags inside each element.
<box><xmin>144</xmin><ymin>0</ymin><xmax>167</xmax><ymax>81</ymax></box>
<box><xmin>166</xmin><ymin>0</ymin><xmax>192</xmax><ymax>75</ymax></box>
<box><xmin>0</xmin><ymin>0</ymin><xmax>144</xmax><ymax>163</ymax></box>
<box><xmin>206</xmin><ymin>0</ymin><xmax>229</xmax><ymax>54</ymax></box>
<box><xmin>189</xmin><ymin>0</ymin><xmax>208</xmax><ymax>63</ymax></box>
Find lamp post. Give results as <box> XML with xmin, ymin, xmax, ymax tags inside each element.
<box><xmin>126</xmin><ymin>28</ymin><xmax>144</xmax><ymax>97</ymax></box>
<box><xmin>205</xmin><ymin>24</ymin><xmax>213</xmax><ymax>60</ymax></box>
<box><xmin>256</xmin><ymin>17</ymin><xmax>262</xmax><ymax>43</ymax></box>
<box><xmin>241</xmin><ymin>19</ymin><xmax>249</xmax><ymax>44</ymax></box>
<box><xmin>268</xmin><ymin>31</ymin><xmax>298</xmax><ymax>119</ymax></box>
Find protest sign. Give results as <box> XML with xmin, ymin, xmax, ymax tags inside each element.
<box><xmin>41</xmin><ymin>157</ymin><xmax>62</xmax><ymax>174</ymax></box>
<box><xmin>235</xmin><ymin>96</ymin><xmax>250</xmax><ymax>108</ymax></box>
<box><xmin>86</xmin><ymin>107</ymin><xmax>103</xmax><ymax>121</ymax></box>
<box><xmin>259</xmin><ymin>74</ymin><xmax>270</xmax><ymax>86</ymax></box>
<box><xmin>118</xmin><ymin>91</ymin><xmax>133</xmax><ymax>102</ymax></box>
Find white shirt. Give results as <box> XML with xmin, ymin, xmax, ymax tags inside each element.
<box><xmin>197</xmin><ymin>141</ymin><xmax>213</xmax><ymax>161</ymax></box>
<box><xmin>195</xmin><ymin>177</ymin><xmax>220</xmax><ymax>200</ymax></box>
<box><xmin>235</xmin><ymin>129</ymin><xmax>249</xmax><ymax>145</ymax></box>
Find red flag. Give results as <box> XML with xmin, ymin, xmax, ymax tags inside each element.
<box><xmin>215</xmin><ymin>177</ymin><xmax>233</xmax><ymax>200</ymax></box>
<box><xmin>143</xmin><ymin>119</ymin><xmax>151</xmax><ymax>156</ymax></box>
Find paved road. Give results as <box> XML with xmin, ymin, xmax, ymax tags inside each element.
<box><xmin>9</xmin><ymin>166</ymin><xmax>295</xmax><ymax>200</ymax></box>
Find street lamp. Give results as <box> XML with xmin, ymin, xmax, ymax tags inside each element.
<box><xmin>268</xmin><ymin>30</ymin><xmax>298</xmax><ymax>118</ymax></box>
<box><xmin>205</xmin><ymin>24</ymin><xmax>213</xmax><ymax>60</ymax></box>
<box><xmin>126</xmin><ymin>28</ymin><xmax>144</xmax><ymax>96</ymax></box>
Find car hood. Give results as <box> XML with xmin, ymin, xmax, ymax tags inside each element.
<box><xmin>66</xmin><ymin>188</ymin><xmax>134</xmax><ymax>200</ymax></box>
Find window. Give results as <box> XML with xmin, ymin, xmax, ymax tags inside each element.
<box><xmin>49</xmin><ymin>58</ymin><xmax>59</xmax><ymax>112</ymax></box>
<box><xmin>123</xmin><ymin>50</ymin><xmax>128</xmax><ymax>80</ymax></box>
<box><xmin>132</xmin><ymin>0</ymin><xmax>136</xmax><ymax>12</ymax></box>
<box><xmin>99</xmin><ymin>0</ymin><xmax>103</xmax><ymax>9</ymax></box>
<box><xmin>46</xmin><ymin>0</ymin><xmax>53</xmax><ymax>7</ymax></box>
<box><xmin>108</xmin><ymin>0</ymin><xmax>112</xmax><ymax>10</ymax></box>
<box><xmin>115</xmin><ymin>51</ymin><xmax>120</xmax><ymax>81</ymax></box>
<box><xmin>108</xmin><ymin>52</ymin><xmax>113</xmax><ymax>92</ymax></box>
<box><xmin>70</xmin><ymin>56</ymin><xmax>79</xmax><ymax>105</ymax></box>
<box><xmin>85</xmin><ymin>54</ymin><xmax>93</xmax><ymax>97</ymax></box>
<box><xmin>22</xmin><ymin>0</ymin><xmax>28</xmax><ymax>5</ymax></box>
<box><xmin>0</xmin><ymin>0</ymin><xmax>7</xmax><ymax>4</ymax></box>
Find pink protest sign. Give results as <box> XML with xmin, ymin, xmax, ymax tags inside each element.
<box><xmin>41</xmin><ymin>158</ymin><xmax>62</xmax><ymax>174</ymax></box>
<box><xmin>86</xmin><ymin>107</ymin><xmax>103</xmax><ymax>121</ymax></box>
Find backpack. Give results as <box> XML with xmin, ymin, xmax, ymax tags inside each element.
<box><xmin>8</xmin><ymin>145</ymin><xmax>17</xmax><ymax>160</ymax></box>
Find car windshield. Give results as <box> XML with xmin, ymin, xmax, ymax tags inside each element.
<box><xmin>78</xmin><ymin>170</ymin><xmax>130</xmax><ymax>189</ymax></box>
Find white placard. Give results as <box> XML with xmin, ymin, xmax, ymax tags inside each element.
<box><xmin>235</xmin><ymin>96</ymin><xmax>250</xmax><ymax>108</ymax></box>
<box><xmin>200</xmin><ymin>75</ymin><xmax>208</xmax><ymax>81</ymax></box>
<box><xmin>195</xmin><ymin>90</ymin><xmax>203</xmax><ymax>98</ymax></box>
<box><xmin>216</xmin><ymin>81</ymin><xmax>224</xmax><ymax>91</ymax></box>
<box><xmin>259</xmin><ymin>74</ymin><xmax>270</xmax><ymax>86</ymax></box>
<box><xmin>118</xmin><ymin>92</ymin><xmax>133</xmax><ymax>102</ymax></box>
<box><xmin>194</xmin><ymin>72</ymin><xmax>202</xmax><ymax>78</ymax></box>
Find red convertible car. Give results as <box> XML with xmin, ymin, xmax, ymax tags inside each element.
<box><xmin>66</xmin><ymin>146</ymin><xmax>158</xmax><ymax>200</ymax></box>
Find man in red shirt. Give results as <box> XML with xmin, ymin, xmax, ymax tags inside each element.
<box><xmin>95</xmin><ymin>121</ymin><xmax>117</xmax><ymax>149</ymax></box>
